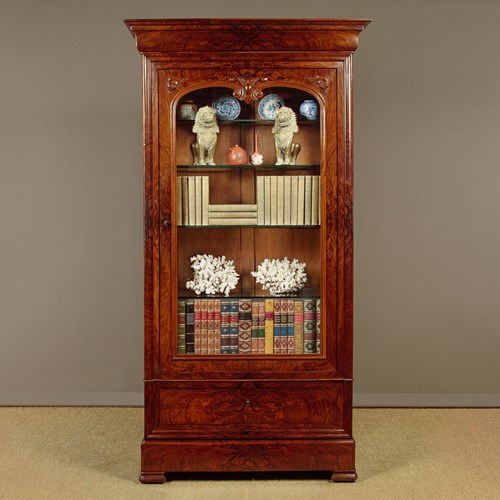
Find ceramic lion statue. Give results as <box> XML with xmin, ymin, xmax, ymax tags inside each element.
<box><xmin>191</xmin><ymin>106</ymin><xmax>219</xmax><ymax>165</ymax></box>
<box><xmin>272</xmin><ymin>106</ymin><xmax>301</xmax><ymax>165</ymax></box>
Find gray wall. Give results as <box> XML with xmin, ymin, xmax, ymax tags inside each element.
<box><xmin>1</xmin><ymin>0</ymin><xmax>499</xmax><ymax>407</ymax></box>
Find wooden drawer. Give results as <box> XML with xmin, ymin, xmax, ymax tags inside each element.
<box><xmin>151</xmin><ymin>381</ymin><xmax>347</xmax><ymax>439</ymax></box>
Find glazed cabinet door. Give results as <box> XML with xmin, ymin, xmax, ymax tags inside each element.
<box><xmin>152</xmin><ymin>66</ymin><xmax>351</xmax><ymax>381</ymax></box>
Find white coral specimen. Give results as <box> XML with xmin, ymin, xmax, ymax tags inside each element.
<box><xmin>251</xmin><ymin>257</ymin><xmax>307</xmax><ymax>295</ymax></box>
<box><xmin>185</xmin><ymin>254</ymin><xmax>239</xmax><ymax>297</ymax></box>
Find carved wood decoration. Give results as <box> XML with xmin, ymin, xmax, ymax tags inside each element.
<box><xmin>125</xmin><ymin>18</ymin><xmax>370</xmax><ymax>484</ymax></box>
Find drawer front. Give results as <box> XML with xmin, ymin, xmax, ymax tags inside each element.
<box><xmin>152</xmin><ymin>381</ymin><xmax>347</xmax><ymax>439</ymax></box>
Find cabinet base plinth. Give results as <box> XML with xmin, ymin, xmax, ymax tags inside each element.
<box><xmin>139</xmin><ymin>472</ymin><xmax>167</xmax><ymax>484</ymax></box>
<box><xmin>141</xmin><ymin>438</ymin><xmax>355</xmax><ymax>480</ymax></box>
<box><xmin>330</xmin><ymin>470</ymin><xmax>357</xmax><ymax>482</ymax></box>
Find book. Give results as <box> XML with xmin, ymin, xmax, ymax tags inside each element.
<box><xmin>256</xmin><ymin>176</ymin><xmax>265</xmax><ymax>225</ymax></box>
<box><xmin>195</xmin><ymin>176</ymin><xmax>202</xmax><ymax>226</ymax></box>
<box><xmin>294</xmin><ymin>299</ymin><xmax>304</xmax><ymax>354</ymax></box>
<box><xmin>182</xmin><ymin>176</ymin><xmax>189</xmax><ymax>226</ymax></box>
<box><xmin>208</xmin><ymin>211</ymin><xmax>257</xmax><ymax>218</ymax></box>
<box><xmin>185</xmin><ymin>299</ymin><xmax>195</xmax><ymax>354</ymax></box>
<box><xmin>238</xmin><ymin>299</ymin><xmax>252</xmax><ymax>354</ymax></box>
<box><xmin>264</xmin><ymin>176</ymin><xmax>271</xmax><ymax>225</ymax></box>
<box><xmin>213</xmin><ymin>299</ymin><xmax>221</xmax><ymax>354</ymax></box>
<box><xmin>273</xmin><ymin>298</ymin><xmax>281</xmax><ymax>353</ymax></box>
<box><xmin>257</xmin><ymin>299</ymin><xmax>266</xmax><ymax>354</ymax></box>
<box><xmin>176</xmin><ymin>177</ymin><xmax>183</xmax><ymax>226</ymax></box>
<box><xmin>207</xmin><ymin>299</ymin><xmax>216</xmax><ymax>354</ymax></box>
<box><xmin>290</xmin><ymin>176</ymin><xmax>298</xmax><ymax>225</ymax></box>
<box><xmin>264</xmin><ymin>299</ymin><xmax>274</xmax><ymax>354</ymax></box>
<box><xmin>177</xmin><ymin>299</ymin><xmax>186</xmax><ymax>354</ymax></box>
<box><xmin>220</xmin><ymin>299</ymin><xmax>231</xmax><ymax>354</ymax></box>
<box><xmin>277</xmin><ymin>176</ymin><xmax>284</xmax><ymax>225</ymax></box>
<box><xmin>286</xmin><ymin>298</ymin><xmax>295</xmax><ymax>353</ymax></box>
<box><xmin>303</xmin><ymin>298</ymin><xmax>316</xmax><ymax>354</ymax></box>
<box><xmin>202</xmin><ymin>176</ymin><xmax>209</xmax><ymax>225</ymax></box>
<box><xmin>297</xmin><ymin>175</ymin><xmax>305</xmax><ymax>225</ymax></box>
<box><xmin>283</xmin><ymin>176</ymin><xmax>291</xmax><ymax>225</ymax></box>
<box><xmin>270</xmin><ymin>176</ymin><xmax>278</xmax><ymax>225</ymax></box>
<box><xmin>311</xmin><ymin>175</ymin><xmax>319</xmax><ymax>225</ymax></box>
<box><xmin>229</xmin><ymin>300</ymin><xmax>239</xmax><ymax>354</ymax></box>
<box><xmin>194</xmin><ymin>299</ymin><xmax>202</xmax><ymax>354</ymax></box>
<box><xmin>315</xmin><ymin>299</ymin><xmax>321</xmax><ymax>354</ymax></box>
<box><xmin>251</xmin><ymin>300</ymin><xmax>260</xmax><ymax>354</ymax></box>
<box><xmin>208</xmin><ymin>217</ymin><xmax>257</xmax><ymax>226</ymax></box>
<box><xmin>209</xmin><ymin>204</ymin><xmax>258</xmax><ymax>212</ymax></box>
<box><xmin>200</xmin><ymin>299</ymin><xmax>208</xmax><ymax>354</ymax></box>
<box><xmin>188</xmin><ymin>176</ymin><xmax>196</xmax><ymax>225</ymax></box>
<box><xmin>304</xmin><ymin>175</ymin><xmax>312</xmax><ymax>225</ymax></box>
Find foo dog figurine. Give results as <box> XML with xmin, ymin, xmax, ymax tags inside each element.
<box><xmin>272</xmin><ymin>106</ymin><xmax>301</xmax><ymax>165</ymax></box>
<box><xmin>191</xmin><ymin>106</ymin><xmax>219</xmax><ymax>165</ymax></box>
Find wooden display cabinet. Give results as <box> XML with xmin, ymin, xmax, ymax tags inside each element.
<box><xmin>125</xmin><ymin>18</ymin><xmax>370</xmax><ymax>483</ymax></box>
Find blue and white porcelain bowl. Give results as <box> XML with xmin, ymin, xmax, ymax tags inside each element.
<box><xmin>212</xmin><ymin>95</ymin><xmax>241</xmax><ymax>120</ymax></box>
<box><xmin>299</xmin><ymin>99</ymin><xmax>319</xmax><ymax>120</ymax></box>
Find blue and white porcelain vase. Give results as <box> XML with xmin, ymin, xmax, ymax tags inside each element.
<box><xmin>299</xmin><ymin>99</ymin><xmax>319</xmax><ymax>120</ymax></box>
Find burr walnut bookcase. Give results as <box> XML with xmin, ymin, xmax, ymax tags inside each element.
<box><xmin>125</xmin><ymin>18</ymin><xmax>370</xmax><ymax>483</ymax></box>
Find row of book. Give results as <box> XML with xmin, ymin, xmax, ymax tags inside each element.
<box><xmin>177</xmin><ymin>298</ymin><xmax>320</xmax><ymax>355</ymax></box>
<box><xmin>176</xmin><ymin>175</ymin><xmax>321</xmax><ymax>226</ymax></box>
<box><xmin>256</xmin><ymin>175</ymin><xmax>320</xmax><ymax>226</ymax></box>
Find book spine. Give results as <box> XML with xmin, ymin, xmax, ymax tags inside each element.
<box><xmin>315</xmin><ymin>298</ymin><xmax>321</xmax><ymax>354</ymax></box>
<box><xmin>264</xmin><ymin>176</ymin><xmax>271</xmax><ymax>225</ymax></box>
<box><xmin>304</xmin><ymin>175</ymin><xmax>312</xmax><ymax>225</ymax></box>
<box><xmin>229</xmin><ymin>300</ymin><xmax>239</xmax><ymax>354</ymax></box>
<box><xmin>202</xmin><ymin>176</ymin><xmax>209</xmax><ymax>225</ymax></box>
<box><xmin>279</xmin><ymin>299</ymin><xmax>288</xmax><ymax>353</ymax></box>
<box><xmin>207</xmin><ymin>217</ymin><xmax>257</xmax><ymax>226</ymax></box>
<box><xmin>286</xmin><ymin>298</ymin><xmax>295</xmax><ymax>353</ymax></box>
<box><xmin>177</xmin><ymin>299</ymin><xmax>186</xmax><ymax>354</ymax></box>
<box><xmin>185</xmin><ymin>299</ymin><xmax>195</xmax><ymax>354</ymax></box>
<box><xmin>208</xmin><ymin>204</ymin><xmax>258</xmax><ymax>212</ymax></box>
<box><xmin>290</xmin><ymin>176</ymin><xmax>298</xmax><ymax>225</ymax></box>
<box><xmin>176</xmin><ymin>177</ymin><xmax>183</xmax><ymax>226</ymax></box>
<box><xmin>297</xmin><ymin>175</ymin><xmax>305</xmax><ymax>225</ymax></box>
<box><xmin>303</xmin><ymin>298</ymin><xmax>316</xmax><ymax>354</ymax></box>
<box><xmin>256</xmin><ymin>176</ymin><xmax>265</xmax><ymax>225</ymax></box>
<box><xmin>194</xmin><ymin>299</ymin><xmax>202</xmax><ymax>354</ymax></box>
<box><xmin>207</xmin><ymin>211</ymin><xmax>258</xmax><ymax>218</ymax></box>
<box><xmin>277</xmin><ymin>176</ymin><xmax>284</xmax><ymax>225</ymax></box>
<box><xmin>283</xmin><ymin>175</ymin><xmax>291</xmax><ymax>225</ymax></box>
<box><xmin>206</xmin><ymin>299</ymin><xmax>215</xmax><ymax>354</ymax></box>
<box><xmin>200</xmin><ymin>298</ymin><xmax>208</xmax><ymax>354</ymax></box>
<box><xmin>251</xmin><ymin>300</ymin><xmax>260</xmax><ymax>354</ymax></box>
<box><xmin>311</xmin><ymin>175</ymin><xmax>319</xmax><ymax>225</ymax></box>
<box><xmin>220</xmin><ymin>299</ymin><xmax>231</xmax><ymax>354</ymax></box>
<box><xmin>238</xmin><ymin>299</ymin><xmax>252</xmax><ymax>354</ymax></box>
<box><xmin>264</xmin><ymin>299</ymin><xmax>274</xmax><ymax>354</ymax></box>
<box><xmin>270</xmin><ymin>176</ymin><xmax>278</xmax><ymax>225</ymax></box>
<box><xmin>294</xmin><ymin>299</ymin><xmax>304</xmax><ymax>354</ymax></box>
<box><xmin>213</xmin><ymin>299</ymin><xmax>221</xmax><ymax>354</ymax></box>
<box><xmin>188</xmin><ymin>176</ymin><xmax>196</xmax><ymax>226</ymax></box>
<box><xmin>257</xmin><ymin>299</ymin><xmax>266</xmax><ymax>354</ymax></box>
<box><xmin>195</xmin><ymin>176</ymin><xmax>202</xmax><ymax>225</ymax></box>
<box><xmin>182</xmin><ymin>176</ymin><xmax>189</xmax><ymax>226</ymax></box>
<box><xmin>273</xmin><ymin>298</ymin><xmax>281</xmax><ymax>353</ymax></box>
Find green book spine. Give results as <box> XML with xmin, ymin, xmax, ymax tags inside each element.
<box><xmin>220</xmin><ymin>299</ymin><xmax>231</xmax><ymax>354</ymax></box>
<box><xmin>303</xmin><ymin>298</ymin><xmax>316</xmax><ymax>354</ymax></box>
<box><xmin>229</xmin><ymin>300</ymin><xmax>239</xmax><ymax>354</ymax></box>
<box><xmin>251</xmin><ymin>299</ymin><xmax>260</xmax><ymax>354</ymax></box>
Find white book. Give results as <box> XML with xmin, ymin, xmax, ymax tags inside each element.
<box><xmin>264</xmin><ymin>176</ymin><xmax>271</xmax><ymax>225</ymax></box>
<box><xmin>304</xmin><ymin>175</ymin><xmax>312</xmax><ymax>225</ymax></box>
<box><xmin>297</xmin><ymin>175</ymin><xmax>305</xmax><ymax>225</ymax></box>
<box><xmin>283</xmin><ymin>176</ymin><xmax>291</xmax><ymax>226</ymax></box>
<box><xmin>188</xmin><ymin>176</ymin><xmax>196</xmax><ymax>225</ymax></box>
<box><xmin>208</xmin><ymin>217</ymin><xmax>257</xmax><ymax>226</ymax></box>
<box><xmin>290</xmin><ymin>176</ymin><xmax>298</xmax><ymax>225</ymax></box>
<box><xmin>270</xmin><ymin>176</ymin><xmax>278</xmax><ymax>226</ymax></box>
<box><xmin>176</xmin><ymin>177</ymin><xmax>182</xmax><ymax>226</ymax></box>
<box><xmin>195</xmin><ymin>176</ymin><xmax>202</xmax><ymax>226</ymax></box>
<box><xmin>256</xmin><ymin>176</ymin><xmax>265</xmax><ymax>225</ymax></box>
<box><xmin>311</xmin><ymin>175</ymin><xmax>319</xmax><ymax>225</ymax></box>
<box><xmin>202</xmin><ymin>176</ymin><xmax>209</xmax><ymax>225</ymax></box>
<box><xmin>182</xmin><ymin>176</ymin><xmax>189</xmax><ymax>226</ymax></box>
<box><xmin>277</xmin><ymin>176</ymin><xmax>284</xmax><ymax>226</ymax></box>
<box><xmin>209</xmin><ymin>204</ymin><xmax>258</xmax><ymax>212</ymax></box>
<box><xmin>318</xmin><ymin>177</ymin><xmax>321</xmax><ymax>225</ymax></box>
